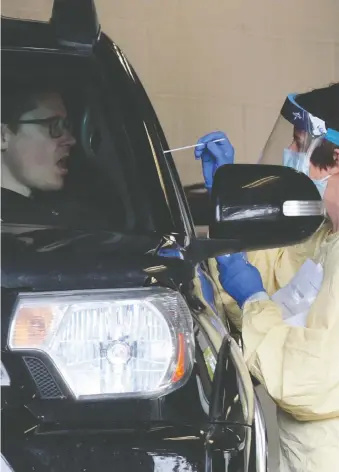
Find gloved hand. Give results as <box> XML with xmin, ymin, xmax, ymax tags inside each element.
<box><xmin>157</xmin><ymin>247</ymin><xmax>184</xmax><ymax>260</ymax></box>
<box><xmin>216</xmin><ymin>252</ymin><xmax>265</xmax><ymax>308</ymax></box>
<box><xmin>194</xmin><ymin>131</ymin><xmax>234</xmax><ymax>191</ymax></box>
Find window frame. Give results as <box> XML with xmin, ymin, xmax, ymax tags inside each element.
<box><xmin>1</xmin><ymin>44</ymin><xmax>189</xmax><ymax>236</ymax></box>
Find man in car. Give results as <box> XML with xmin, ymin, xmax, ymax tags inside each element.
<box><xmin>1</xmin><ymin>83</ymin><xmax>121</xmax><ymax>231</ymax></box>
<box><xmin>1</xmin><ymin>83</ymin><xmax>77</xmax><ymax>225</ymax></box>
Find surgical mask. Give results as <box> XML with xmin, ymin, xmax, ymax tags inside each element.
<box><xmin>283</xmin><ymin>148</ymin><xmax>308</xmax><ymax>173</ymax></box>
<box><xmin>312</xmin><ymin>175</ymin><xmax>330</xmax><ymax>199</ymax></box>
<box><xmin>283</xmin><ymin>148</ymin><xmax>330</xmax><ymax>198</ymax></box>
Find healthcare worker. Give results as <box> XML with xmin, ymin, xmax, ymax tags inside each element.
<box><xmin>195</xmin><ymin>84</ymin><xmax>339</xmax><ymax>330</ymax></box>
<box><xmin>216</xmin><ymin>142</ymin><xmax>339</xmax><ymax>472</ymax></box>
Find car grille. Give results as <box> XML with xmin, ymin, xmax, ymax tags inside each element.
<box><xmin>23</xmin><ymin>357</ymin><xmax>63</xmax><ymax>399</ymax></box>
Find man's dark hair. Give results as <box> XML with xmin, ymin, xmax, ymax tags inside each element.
<box><xmin>1</xmin><ymin>82</ymin><xmax>63</xmax><ymax>133</ymax></box>
<box><xmin>295</xmin><ymin>82</ymin><xmax>339</xmax><ymax>169</ymax></box>
<box><xmin>309</xmin><ymin>139</ymin><xmax>337</xmax><ymax>170</ymax></box>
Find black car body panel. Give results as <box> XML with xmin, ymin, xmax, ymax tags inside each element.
<box><xmin>3</xmin><ymin>429</ymin><xmax>251</xmax><ymax>472</ymax></box>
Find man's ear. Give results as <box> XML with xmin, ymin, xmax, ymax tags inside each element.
<box><xmin>1</xmin><ymin>123</ymin><xmax>11</xmax><ymax>152</ymax></box>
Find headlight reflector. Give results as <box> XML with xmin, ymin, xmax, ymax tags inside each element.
<box><xmin>0</xmin><ymin>361</ymin><xmax>11</xmax><ymax>387</ymax></box>
<box><xmin>9</xmin><ymin>288</ymin><xmax>194</xmax><ymax>399</ymax></box>
<box><xmin>1</xmin><ymin>455</ymin><xmax>14</xmax><ymax>472</ymax></box>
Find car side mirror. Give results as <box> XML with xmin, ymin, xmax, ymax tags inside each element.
<box><xmin>209</xmin><ymin>164</ymin><xmax>324</xmax><ymax>250</ymax></box>
<box><xmin>188</xmin><ymin>164</ymin><xmax>325</xmax><ymax>263</ymax></box>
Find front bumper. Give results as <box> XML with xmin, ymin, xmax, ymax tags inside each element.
<box><xmin>2</xmin><ymin>428</ymin><xmax>250</xmax><ymax>472</ymax></box>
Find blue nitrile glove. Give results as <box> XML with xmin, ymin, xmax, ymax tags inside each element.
<box><xmin>194</xmin><ymin>131</ymin><xmax>234</xmax><ymax>191</ymax></box>
<box><xmin>216</xmin><ymin>252</ymin><xmax>265</xmax><ymax>308</ymax></box>
<box><xmin>157</xmin><ymin>248</ymin><xmax>184</xmax><ymax>260</ymax></box>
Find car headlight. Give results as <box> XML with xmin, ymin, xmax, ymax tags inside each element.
<box><xmin>1</xmin><ymin>455</ymin><xmax>14</xmax><ymax>472</ymax></box>
<box><xmin>8</xmin><ymin>288</ymin><xmax>194</xmax><ymax>400</ymax></box>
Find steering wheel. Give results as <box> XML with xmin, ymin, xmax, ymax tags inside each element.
<box><xmin>80</xmin><ymin>104</ymin><xmax>102</xmax><ymax>161</ymax></box>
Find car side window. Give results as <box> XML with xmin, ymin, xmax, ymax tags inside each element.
<box><xmin>169</xmin><ymin>154</ymin><xmax>210</xmax><ymax>237</ymax></box>
<box><xmin>1</xmin><ymin>50</ymin><xmax>177</xmax><ymax>235</ymax></box>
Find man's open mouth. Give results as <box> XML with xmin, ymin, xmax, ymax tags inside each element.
<box><xmin>56</xmin><ymin>157</ymin><xmax>68</xmax><ymax>173</ymax></box>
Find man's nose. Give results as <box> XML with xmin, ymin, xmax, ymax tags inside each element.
<box><xmin>63</xmin><ymin>130</ymin><xmax>76</xmax><ymax>146</ymax></box>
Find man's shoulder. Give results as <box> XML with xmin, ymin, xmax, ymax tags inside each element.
<box><xmin>1</xmin><ymin>187</ymin><xmax>30</xmax><ymax>201</ymax></box>
<box><xmin>1</xmin><ymin>187</ymin><xmax>35</xmax><ymax>212</ymax></box>
<box><xmin>1</xmin><ymin>187</ymin><xmax>116</xmax><ymax>229</ymax></box>
<box><xmin>1</xmin><ymin>187</ymin><xmax>55</xmax><ymax>225</ymax></box>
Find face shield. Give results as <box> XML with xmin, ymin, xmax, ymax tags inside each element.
<box><xmin>259</xmin><ymin>94</ymin><xmax>327</xmax><ymax>174</ymax></box>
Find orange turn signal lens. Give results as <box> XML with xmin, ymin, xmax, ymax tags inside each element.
<box><xmin>172</xmin><ymin>333</ymin><xmax>185</xmax><ymax>383</ymax></box>
<box><xmin>10</xmin><ymin>306</ymin><xmax>54</xmax><ymax>348</ymax></box>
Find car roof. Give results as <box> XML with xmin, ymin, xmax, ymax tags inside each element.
<box><xmin>1</xmin><ymin>0</ymin><xmax>100</xmax><ymax>54</ymax></box>
<box><xmin>1</xmin><ymin>17</ymin><xmax>69</xmax><ymax>53</ymax></box>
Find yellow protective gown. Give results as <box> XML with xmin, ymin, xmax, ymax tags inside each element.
<box><xmin>208</xmin><ymin>222</ymin><xmax>331</xmax><ymax>331</ymax></box>
<box><xmin>242</xmin><ymin>233</ymin><xmax>339</xmax><ymax>472</ymax></box>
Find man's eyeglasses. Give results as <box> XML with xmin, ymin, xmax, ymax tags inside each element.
<box><xmin>17</xmin><ymin>116</ymin><xmax>73</xmax><ymax>139</ymax></box>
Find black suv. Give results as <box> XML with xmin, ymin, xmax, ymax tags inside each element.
<box><xmin>1</xmin><ymin>1</ymin><xmax>324</xmax><ymax>471</ymax></box>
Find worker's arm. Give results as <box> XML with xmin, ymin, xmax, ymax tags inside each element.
<box><xmin>208</xmin><ymin>243</ymin><xmax>311</xmax><ymax>332</ymax></box>
<box><xmin>242</xmin><ymin>237</ymin><xmax>339</xmax><ymax>421</ymax></box>
<box><xmin>208</xmin><ymin>223</ymin><xmax>331</xmax><ymax>331</ymax></box>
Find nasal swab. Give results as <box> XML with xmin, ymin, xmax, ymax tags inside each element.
<box><xmin>163</xmin><ymin>138</ymin><xmax>225</xmax><ymax>154</ymax></box>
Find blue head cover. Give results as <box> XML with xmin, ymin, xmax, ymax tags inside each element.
<box><xmin>281</xmin><ymin>94</ymin><xmax>327</xmax><ymax>137</ymax></box>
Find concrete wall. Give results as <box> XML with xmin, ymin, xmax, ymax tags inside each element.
<box><xmin>3</xmin><ymin>0</ymin><xmax>339</xmax><ymax>186</ymax></box>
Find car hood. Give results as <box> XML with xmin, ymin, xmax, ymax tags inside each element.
<box><xmin>1</xmin><ymin>225</ymin><xmax>190</xmax><ymax>292</ymax></box>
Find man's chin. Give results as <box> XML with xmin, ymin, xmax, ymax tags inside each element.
<box><xmin>38</xmin><ymin>180</ymin><xmax>65</xmax><ymax>192</ymax></box>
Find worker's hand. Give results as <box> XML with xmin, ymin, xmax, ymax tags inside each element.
<box><xmin>195</xmin><ymin>131</ymin><xmax>234</xmax><ymax>191</ymax></box>
<box><xmin>216</xmin><ymin>253</ymin><xmax>265</xmax><ymax>308</ymax></box>
<box><xmin>157</xmin><ymin>247</ymin><xmax>184</xmax><ymax>260</ymax></box>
